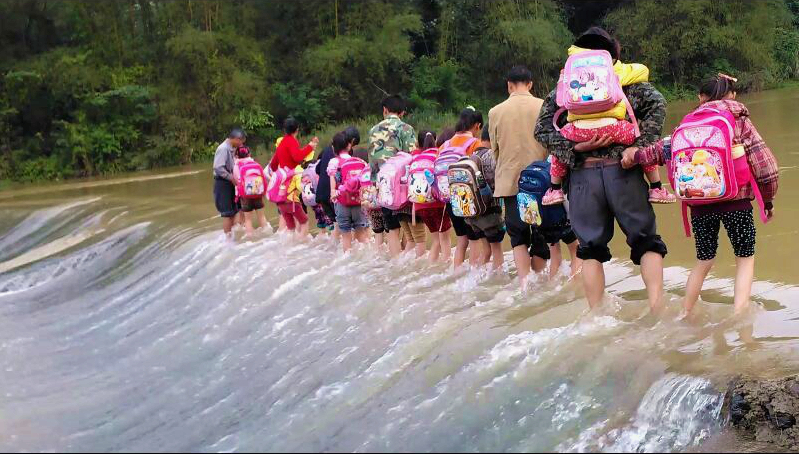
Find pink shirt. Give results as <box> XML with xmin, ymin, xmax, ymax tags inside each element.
<box><xmin>326</xmin><ymin>152</ymin><xmax>352</xmax><ymax>177</ymax></box>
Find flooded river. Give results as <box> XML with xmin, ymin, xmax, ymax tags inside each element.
<box><xmin>1</xmin><ymin>89</ymin><xmax>798</xmax><ymax>452</ymax></box>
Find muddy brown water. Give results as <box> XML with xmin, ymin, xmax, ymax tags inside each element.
<box><xmin>0</xmin><ymin>88</ymin><xmax>797</xmax><ymax>452</ymax></box>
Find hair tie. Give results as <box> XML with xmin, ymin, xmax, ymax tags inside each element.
<box><xmin>718</xmin><ymin>73</ymin><xmax>738</xmax><ymax>83</ymax></box>
<box><xmin>425</xmin><ymin>132</ymin><xmax>433</xmax><ymax>137</ymax></box>
<box><xmin>465</xmin><ymin>105</ymin><xmax>476</xmax><ymax>111</ymax></box>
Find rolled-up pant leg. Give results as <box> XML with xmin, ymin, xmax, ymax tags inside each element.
<box><xmin>569</xmin><ymin>165</ymin><xmax>614</xmax><ymax>263</ymax></box>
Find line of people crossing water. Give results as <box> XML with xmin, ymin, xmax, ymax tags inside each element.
<box><xmin>212</xmin><ymin>27</ymin><xmax>779</xmax><ymax>317</ymax></box>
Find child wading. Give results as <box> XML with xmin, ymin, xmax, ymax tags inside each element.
<box><xmin>329</xmin><ymin>132</ymin><xmax>370</xmax><ymax>252</ymax></box>
<box><xmin>411</xmin><ymin>130</ymin><xmax>453</xmax><ymax>263</ymax></box>
<box><xmin>464</xmin><ymin>126</ymin><xmax>506</xmax><ymax>270</ymax></box>
<box><xmin>625</xmin><ymin>74</ymin><xmax>778</xmax><ymax>315</ymax></box>
<box><xmin>233</xmin><ymin>146</ymin><xmax>272</xmax><ymax>237</ymax></box>
<box><xmin>441</xmin><ymin>108</ymin><xmax>486</xmax><ymax>269</ymax></box>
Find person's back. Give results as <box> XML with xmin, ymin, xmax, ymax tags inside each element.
<box><xmin>488</xmin><ymin>66</ymin><xmax>549</xmax><ymax>286</ymax></box>
<box><xmin>489</xmin><ymin>85</ymin><xmax>547</xmax><ymax>198</ymax></box>
<box><xmin>367</xmin><ymin>95</ymin><xmax>418</xmax><ymax>258</ymax></box>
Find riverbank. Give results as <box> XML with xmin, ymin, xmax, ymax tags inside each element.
<box><xmin>3</xmin><ymin>83</ymin><xmax>798</xmax><ymax>187</ymax></box>
<box><xmin>728</xmin><ymin>375</ymin><xmax>799</xmax><ymax>450</ymax></box>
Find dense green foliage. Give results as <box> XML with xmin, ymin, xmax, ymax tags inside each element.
<box><xmin>0</xmin><ymin>0</ymin><xmax>797</xmax><ymax>182</ymax></box>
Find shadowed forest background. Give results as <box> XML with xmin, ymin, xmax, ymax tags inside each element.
<box><xmin>1</xmin><ymin>0</ymin><xmax>798</xmax><ymax>183</ymax></box>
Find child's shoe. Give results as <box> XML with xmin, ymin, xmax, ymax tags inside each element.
<box><xmin>542</xmin><ymin>188</ymin><xmax>565</xmax><ymax>206</ymax></box>
<box><xmin>649</xmin><ymin>187</ymin><xmax>676</xmax><ymax>204</ymax></box>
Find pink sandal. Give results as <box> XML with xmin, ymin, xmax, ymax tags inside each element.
<box><xmin>542</xmin><ymin>188</ymin><xmax>565</xmax><ymax>206</ymax></box>
<box><xmin>649</xmin><ymin>187</ymin><xmax>677</xmax><ymax>204</ymax></box>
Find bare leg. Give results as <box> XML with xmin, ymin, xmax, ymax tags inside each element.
<box><xmin>514</xmin><ymin>245</ymin><xmax>532</xmax><ymax>287</ymax></box>
<box><xmin>429</xmin><ymin>233</ymin><xmax>441</xmax><ymax>263</ymax></box>
<box><xmin>298</xmin><ymin>221</ymin><xmax>310</xmax><ymax>238</ymax></box>
<box><xmin>439</xmin><ymin>232</ymin><xmax>452</xmax><ymax>263</ymax></box>
<box><xmin>685</xmin><ymin>259</ymin><xmax>714</xmax><ymax>314</ymax></box>
<box><xmin>566</xmin><ymin>240</ymin><xmax>582</xmax><ymax>277</ymax></box>
<box><xmin>256</xmin><ymin>209</ymin><xmax>272</xmax><ymax>233</ymax></box>
<box><xmin>454</xmin><ymin>236</ymin><xmax>469</xmax><ymax>269</ymax></box>
<box><xmin>388</xmin><ymin>229</ymin><xmax>402</xmax><ymax>258</ymax></box>
<box><xmin>733</xmin><ymin>256</ymin><xmax>755</xmax><ymax>315</ymax></box>
<box><xmin>222</xmin><ymin>216</ymin><xmax>235</xmax><ymax>236</ymax></box>
<box><xmin>355</xmin><ymin>228</ymin><xmax>369</xmax><ymax>244</ymax></box>
<box><xmin>342</xmin><ymin>231</ymin><xmax>353</xmax><ymax>252</ymax></box>
<box><xmin>415</xmin><ymin>235</ymin><xmax>426</xmax><ymax>258</ymax></box>
<box><xmin>549</xmin><ymin>242</ymin><xmax>563</xmax><ymax>279</ymax></box>
<box><xmin>278</xmin><ymin>215</ymin><xmax>287</xmax><ymax>232</ymax></box>
<box><xmin>582</xmin><ymin>259</ymin><xmax>605</xmax><ymax>309</ymax></box>
<box><xmin>479</xmin><ymin>238</ymin><xmax>492</xmax><ymax>266</ymax></box>
<box><xmin>532</xmin><ymin>256</ymin><xmax>547</xmax><ymax>274</ymax></box>
<box><xmin>645</xmin><ymin>168</ymin><xmax>661</xmax><ymax>184</ymax></box>
<box><xmin>244</xmin><ymin>211</ymin><xmax>255</xmax><ymax>237</ymax></box>
<box><xmin>640</xmin><ymin>251</ymin><xmax>665</xmax><ymax>313</ymax></box>
<box><xmin>491</xmin><ymin>242</ymin><xmax>504</xmax><ymax>270</ymax></box>
<box><xmin>468</xmin><ymin>239</ymin><xmax>482</xmax><ymax>267</ymax></box>
<box><xmin>374</xmin><ymin>232</ymin><xmax>385</xmax><ymax>251</ymax></box>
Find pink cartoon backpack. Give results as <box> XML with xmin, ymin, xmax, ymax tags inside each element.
<box><xmin>408</xmin><ymin>150</ymin><xmax>438</xmax><ymax>206</ymax></box>
<box><xmin>555</xmin><ymin>49</ymin><xmax>639</xmax><ymax>135</ymax></box>
<box><xmin>266</xmin><ymin>167</ymin><xmax>295</xmax><ymax>204</ymax></box>
<box><xmin>376</xmin><ymin>152</ymin><xmax>413</xmax><ymax>210</ymax></box>
<box><xmin>669</xmin><ymin>107</ymin><xmax>768</xmax><ymax>236</ymax></box>
<box><xmin>337</xmin><ymin>157</ymin><xmax>369</xmax><ymax>207</ymax></box>
<box><xmin>237</xmin><ymin>159</ymin><xmax>266</xmax><ymax>199</ymax></box>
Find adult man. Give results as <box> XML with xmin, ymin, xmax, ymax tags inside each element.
<box><xmin>489</xmin><ymin>66</ymin><xmax>557</xmax><ymax>286</ymax></box>
<box><xmin>534</xmin><ymin>27</ymin><xmax>668</xmax><ymax>310</ymax></box>
<box><xmin>367</xmin><ymin>95</ymin><xmax>417</xmax><ymax>257</ymax></box>
<box><xmin>213</xmin><ymin>128</ymin><xmax>246</xmax><ymax>236</ymax></box>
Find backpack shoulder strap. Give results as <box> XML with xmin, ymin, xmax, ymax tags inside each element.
<box><xmin>552</xmin><ymin>107</ymin><xmax>567</xmax><ymax>132</ymax></box>
<box><xmin>623</xmin><ymin>94</ymin><xmax>641</xmax><ymax>137</ymax></box>
<box><xmin>682</xmin><ymin>201</ymin><xmax>692</xmax><ymax>237</ymax></box>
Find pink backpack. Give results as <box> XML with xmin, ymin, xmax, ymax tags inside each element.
<box><xmin>376</xmin><ymin>152</ymin><xmax>412</xmax><ymax>210</ymax></box>
<box><xmin>237</xmin><ymin>159</ymin><xmax>266</xmax><ymax>199</ymax></box>
<box><xmin>408</xmin><ymin>150</ymin><xmax>438</xmax><ymax>207</ymax></box>
<box><xmin>554</xmin><ymin>49</ymin><xmax>639</xmax><ymax>136</ymax></box>
<box><xmin>669</xmin><ymin>107</ymin><xmax>768</xmax><ymax>236</ymax></box>
<box><xmin>434</xmin><ymin>138</ymin><xmax>476</xmax><ymax>203</ymax></box>
<box><xmin>266</xmin><ymin>167</ymin><xmax>295</xmax><ymax>204</ymax></box>
<box><xmin>337</xmin><ymin>157</ymin><xmax>368</xmax><ymax>207</ymax></box>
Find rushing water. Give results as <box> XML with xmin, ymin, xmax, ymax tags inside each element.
<box><xmin>1</xmin><ymin>89</ymin><xmax>799</xmax><ymax>452</ymax></box>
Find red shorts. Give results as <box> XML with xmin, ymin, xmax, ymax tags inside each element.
<box><xmin>277</xmin><ymin>202</ymin><xmax>308</xmax><ymax>230</ymax></box>
<box><xmin>417</xmin><ymin>206</ymin><xmax>451</xmax><ymax>233</ymax></box>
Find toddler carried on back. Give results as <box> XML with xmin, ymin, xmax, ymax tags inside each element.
<box><xmin>543</xmin><ymin>39</ymin><xmax>675</xmax><ymax>206</ymax></box>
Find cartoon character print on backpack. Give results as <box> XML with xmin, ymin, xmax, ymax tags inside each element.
<box><xmin>517</xmin><ymin>193</ymin><xmax>543</xmax><ymax>226</ymax></box>
<box><xmin>450</xmin><ymin>185</ymin><xmax>477</xmax><ymax>218</ymax></box>
<box><xmin>674</xmin><ymin>149</ymin><xmax>724</xmax><ymax>199</ymax></box>
<box><xmin>408</xmin><ymin>170</ymin><xmax>434</xmax><ymax>204</ymax></box>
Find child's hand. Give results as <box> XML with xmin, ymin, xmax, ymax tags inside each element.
<box><xmin>621</xmin><ymin>147</ymin><xmax>639</xmax><ymax>169</ymax></box>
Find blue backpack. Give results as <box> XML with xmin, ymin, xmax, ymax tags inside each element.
<box><xmin>517</xmin><ymin>160</ymin><xmax>567</xmax><ymax>228</ymax></box>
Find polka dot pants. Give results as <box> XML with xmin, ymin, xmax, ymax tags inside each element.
<box><xmin>691</xmin><ymin>209</ymin><xmax>756</xmax><ymax>261</ymax></box>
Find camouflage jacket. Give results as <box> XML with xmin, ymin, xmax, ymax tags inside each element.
<box><xmin>367</xmin><ymin>115</ymin><xmax>417</xmax><ymax>170</ymax></box>
<box><xmin>534</xmin><ymin>83</ymin><xmax>666</xmax><ymax>168</ymax></box>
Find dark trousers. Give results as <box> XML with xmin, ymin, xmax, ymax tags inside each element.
<box><xmin>569</xmin><ymin>161</ymin><xmax>667</xmax><ymax>265</ymax></box>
